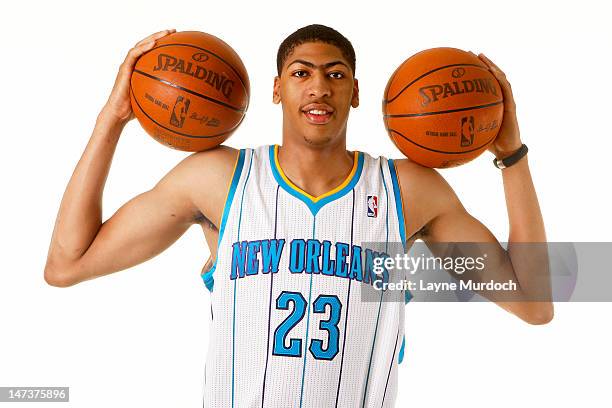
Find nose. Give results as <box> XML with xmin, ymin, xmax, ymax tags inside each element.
<box><xmin>307</xmin><ymin>70</ymin><xmax>331</xmax><ymax>98</ymax></box>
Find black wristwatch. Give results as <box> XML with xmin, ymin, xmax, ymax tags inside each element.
<box><xmin>493</xmin><ymin>144</ymin><xmax>528</xmax><ymax>169</ymax></box>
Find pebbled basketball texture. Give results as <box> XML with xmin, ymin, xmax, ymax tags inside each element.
<box><xmin>383</xmin><ymin>48</ymin><xmax>503</xmax><ymax>168</ymax></box>
<box><xmin>130</xmin><ymin>31</ymin><xmax>249</xmax><ymax>151</ymax></box>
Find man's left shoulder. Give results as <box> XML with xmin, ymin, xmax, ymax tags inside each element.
<box><xmin>392</xmin><ymin>158</ymin><xmax>462</xmax><ymax>231</ymax></box>
<box><xmin>392</xmin><ymin>159</ymin><xmax>453</xmax><ymax>197</ymax></box>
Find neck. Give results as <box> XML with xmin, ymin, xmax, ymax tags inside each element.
<box><xmin>277</xmin><ymin>138</ymin><xmax>355</xmax><ymax>198</ymax></box>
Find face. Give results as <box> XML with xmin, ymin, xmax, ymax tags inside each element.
<box><xmin>273</xmin><ymin>41</ymin><xmax>359</xmax><ymax>147</ymax></box>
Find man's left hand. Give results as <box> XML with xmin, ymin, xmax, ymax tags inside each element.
<box><xmin>478</xmin><ymin>53</ymin><xmax>523</xmax><ymax>159</ymax></box>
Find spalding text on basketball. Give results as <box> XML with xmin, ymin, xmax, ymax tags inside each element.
<box><xmin>152</xmin><ymin>53</ymin><xmax>235</xmax><ymax>100</ymax></box>
<box><xmin>419</xmin><ymin>78</ymin><xmax>498</xmax><ymax>107</ymax></box>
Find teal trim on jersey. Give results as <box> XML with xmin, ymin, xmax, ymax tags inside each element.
<box><xmin>387</xmin><ymin>159</ymin><xmax>406</xmax><ymax>249</ymax></box>
<box><xmin>268</xmin><ymin>145</ymin><xmax>364</xmax><ymax>216</ymax></box>
<box><xmin>232</xmin><ymin>149</ymin><xmax>254</xmax><ymax>407</ymax></box>
<box><xmin>202</xmin><ymin>149</ymin><xmax>246</xmax><ymax>292</ymax></box>
<box><xmin>379</xmin><ymin>161</ymin><xmax>390</xmax><ymax>252</ymax></box>
<box><xmin>388</xmin><ymin>160</ymin><xmax>414</xmax><ymax>304</ymax></box>
<box><xmin>398</xmin><ymin>335</ymin><xmax>406</xmax><ymax>364</ymax></box>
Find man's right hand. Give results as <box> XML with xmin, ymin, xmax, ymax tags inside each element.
<box><xmin>103</xmin><ymin>29</ymin><xmax>176</xmax><ymax>123</ymax></box>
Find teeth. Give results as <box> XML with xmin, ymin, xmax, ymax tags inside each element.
<box><xmin>307</xmin><ymin>109</ymin><xmax>328</xmax><ymax>115</ymax></box>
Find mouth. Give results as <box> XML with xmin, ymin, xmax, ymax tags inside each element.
<box><xmin>301</xmin><ymin>105</ymin><xmax>334</xmax><ymax>125</ymax></box>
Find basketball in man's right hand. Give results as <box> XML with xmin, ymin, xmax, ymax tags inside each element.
<box><xmin>130</xmin><ymin>31</ymin><xmax>250</xmax><ymax>151</ymax></box>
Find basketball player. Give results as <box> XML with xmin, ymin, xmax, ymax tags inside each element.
<box><xmin>44</xmin><ymin>25</ymin><xmax>553</xmax><ymax>407</ymax></box>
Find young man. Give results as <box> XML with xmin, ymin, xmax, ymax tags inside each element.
<box><xmin>45</xmin><ymin>25</ymin><xmax>552</xmax><ymax>407</ymax></box>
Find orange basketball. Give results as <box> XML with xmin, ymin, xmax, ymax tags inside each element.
<box><xmin>383</xmin><ymin>48</ymin><xmax>503</xmax><ymax>168</ymax></box>
<box><xmin>130</xmin><ymin>31</ymin><xmax>249</xmax><ymax>151</ymax></box>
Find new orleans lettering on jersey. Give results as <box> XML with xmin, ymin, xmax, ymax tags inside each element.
<box><xmin>229</xmin><ymin>238</ymin><xmax>390</xmax><ymax>286</ymax></box>
<box><xmin>201</xmin><ymin>145</ymin><xmax>411</xmax><ymax>408</ymax></box>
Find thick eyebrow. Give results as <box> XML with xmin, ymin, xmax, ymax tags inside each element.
<box><xmin>286</xmin><ymin>59</ymin><xmax>349</xmax><ymax>71</ymax></box>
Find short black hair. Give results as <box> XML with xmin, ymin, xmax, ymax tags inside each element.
<box><xmin>276</xmin><ymin>24</ymin><xmax>356</xmax><ymax>76</ymax></box>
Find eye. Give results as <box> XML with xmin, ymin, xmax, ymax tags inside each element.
<box><xmin>329</xmin><ymin>72</ymin><xmax>345</xmax><ymax>79</ymax></box>
<box><xmin>292</xmin><ymin>70</ymin><xmax>309</xmax><ymax>78</ymax></box>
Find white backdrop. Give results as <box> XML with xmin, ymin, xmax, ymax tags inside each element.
<box><xmin>1</xmin><ymin>0</ymin><xmax>610</xmax><ymax>406</ymax></box>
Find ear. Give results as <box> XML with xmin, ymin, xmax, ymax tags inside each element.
<box><xmin>351</xmin><ymin>78</ymin><xmax>359</xmax><ymax>108</ymax></box>
<box><xmin>272</xmin><ymin>76</ymin><xmax>281</xmax><ymax>104</ymax></box>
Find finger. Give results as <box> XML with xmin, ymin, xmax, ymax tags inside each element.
<box><xmin>478</xmin><ymin>54</ymin><xmax>515</xmax><ymax>109</ymax></box>
<box><xmin>122</xmin><ymin>29</ymin><xmax>176</xmax><ymax>73</ymax></box>
<box><xmin>120</xmin><ymin>40</ymin><xmax>157</xmax><ymax>72</ymax></box>
<box><xmin>478</xmin><ymin>53</ymin><xmax>508</xmax><ymax>78</ymax></box>
<box><xmin>475</xmin><ymin>52</ymin><xmax>507</xmax><ymax>81</ymax></box>
<box><xmin>135</xmin><ymin>28</ymin><xmax>176</xmax><ymax>47</ymax></box>
<box><xmin>478</xmin><ymin>53</ymin><xmax>514</xmax><ymax>93</ymax></box>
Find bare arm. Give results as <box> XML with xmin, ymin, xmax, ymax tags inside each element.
<box><xmin>397</xmin><ymin>54</ymin><xmax>553</xmax><ymax>324</ymax></box>
<box><xmin>413</xmin><ymin>166</ymin><xmax>553</xmax><ymax>324</ymax></box>
<box><xmin>44</xmin><ymin>30</ymin><xmax>237</xmax><ymax>287</ymax></box>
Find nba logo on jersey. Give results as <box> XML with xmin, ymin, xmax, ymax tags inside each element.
<box><xmin>367</xmin><ymin>195</ymin><xmax>378</xmax><ymax>218</ymax></box>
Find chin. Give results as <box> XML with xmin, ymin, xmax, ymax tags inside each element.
<box><xmin>301</xmin><ymin>125</ymin><xmax>346</xmax><ymax>147</ymax></box>
<box><xmin>303</xmin><ymin>134</ymin><xmax>334</xmax><ymax>146</ymax></box>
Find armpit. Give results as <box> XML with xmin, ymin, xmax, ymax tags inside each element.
<box><xmin>194</xmin><ymin>211</ymin><xmax>218</xmax><ymax>231</ymax></box>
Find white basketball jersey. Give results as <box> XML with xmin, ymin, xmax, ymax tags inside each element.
<box><xmin>201</xmin><ymin>145</ymin><xmax>411</xmax><ymax>407</ymax></box>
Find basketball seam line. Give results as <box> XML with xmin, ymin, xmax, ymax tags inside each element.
<box><xmin>387</xmin><ymin>127</ymin><xmax>498</xmax><ymax>154</ymax></box>
<box><xmin>129</xmin><ymin>80</ymin><xmax>244</xmax><ymax>139</ymax></box>
<box><xmin>384</xmin><ymin>100</ymin><xmax>503</xmax><ymax>118</ymax></box>
<box><xmin>133</xmin><ymin>69</ymin><xmax>246</xmax><ymax>113</ymax></box>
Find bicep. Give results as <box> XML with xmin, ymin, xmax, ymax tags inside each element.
<box><xmin>425</xmin><ymin>206</ymin><xmax>497</xmax><ymax>243</ymax></box>
<box><xmin>424</xmin><ymin>205</ymin><xmax>528</xmax><ymax>311</ymax></box>
<box><xmin>416</xmin><ymin>174</ymin><xmax>519</xmax><ymax>303</ymax></box>
<box><xmin>399</xmin><ymin>163</ymin><xmax>543</xmax><ymax>318</ymax></box>
<box><xmin>64</xmin><ymin>146</ymin><xmax>237</xmax><ymax>286</ymax></box>
<box><xmin>73</xmin><ymin>182</ymin><xmax>197</xmax><ymax>284</ymax></box>
<box><xmin>424</xmin><ymin>206</ymin><xmax>510</xmax><ymax>287</ymax></box>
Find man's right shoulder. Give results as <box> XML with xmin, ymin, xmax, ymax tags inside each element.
<box><xmin>156</xmin><ymin>145</ymin><xmax>248</xmax><ymax>228</ymax></box>
<box><xmin>155</xmin><ymin>145</ymin><xmax>243</xmax><ymax>198</ymax></box>
<box><xmin>175</xmin><ymin>145</ymin><xmax>241</xmax><ymax>182</ymax></box>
